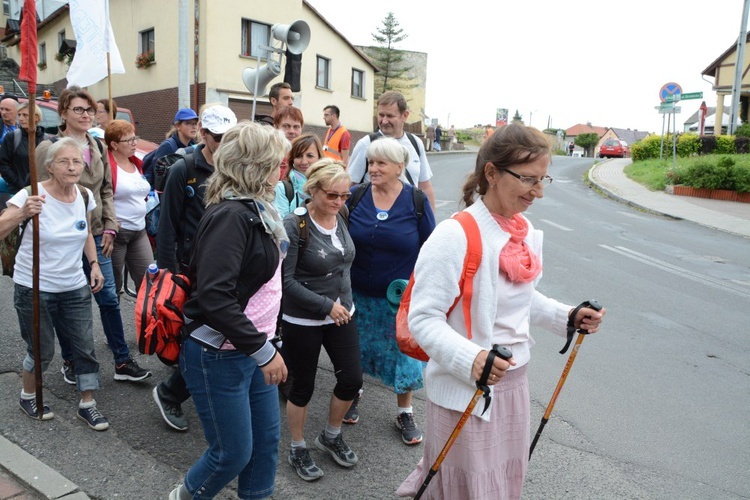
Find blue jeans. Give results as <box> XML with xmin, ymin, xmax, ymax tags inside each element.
<box><xmin>58</xmin><ymin>234</ymin><xmax>131</xmax><ymax>365</ymax></box>
<box><xmin>15</xmin><ymin>284</ymin><xmax>100</xmax><ymax>392</ymax></box>
<box><xmin>180</xmin><ymin>339</ymin><xmax>280</xmax><ymax>499</ymax></box>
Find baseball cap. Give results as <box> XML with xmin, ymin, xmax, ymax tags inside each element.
<box><xmin>201</xmin><ymin>105</ymin><xmax>237</xmax><ymax>135</ymax></box>
<box><xmin>174</xmin><ymin>108</ymin><xmax>198</xmax><ymax>122</ymax></box>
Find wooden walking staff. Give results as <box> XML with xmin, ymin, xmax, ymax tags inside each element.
<box><xmin>18</xmin><ymin>0</ymin><xmax>45</xmax><ymax>418</ymax></box>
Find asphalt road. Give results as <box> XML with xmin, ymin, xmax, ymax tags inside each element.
<box><xmin>0</xmin><ymin>153</ymin><xmax>747</xmax><ymax>499</ymax></box>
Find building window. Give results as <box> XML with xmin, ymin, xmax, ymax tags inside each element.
<box><xmin>3</xmin><ymin>0</ymin><xmax>10</xmax><ymax>16</ymax></box>
<box><xmin>316</xmin><ymin>56</ymin><xmax>331</xmax><ymax>89</ymax></box>
<box><xmin>139</xmin><ymin>28</ymin><xmax>155</xmax><ymax>57</ymax></box>
<box><xmin>352</xmin><ymin>69</ymin><xmax>364</xmax><ymax>98</ymax></box>
<box><xmin>39</xmin><ymin>42</ymin><xmax>46</xmax><ymax>66</ymax></box>
<box><xmin>241</xmin><ymin>19</ymin><xmax>271</xmax><ymax>59</ymax></box>
<box><xmin>57</xmin><ymin>29</ymin><xmax>65</xmax><ymax>51</ymax></box>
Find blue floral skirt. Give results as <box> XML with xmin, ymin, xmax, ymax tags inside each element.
<box><xmin>353</xmin><ymin>291</ymin><xmax>425</xmax><ymax>394</ymax></box>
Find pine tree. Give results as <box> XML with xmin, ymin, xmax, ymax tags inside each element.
<box><xmin>512</xmin><ymin>110</ymin><xmax>524</xmax><ymax>124</ymax></box>
<box><xmin>366</xmin><ymin>12</ymin><xmax>413</xmax><ymax>99</ymax></box>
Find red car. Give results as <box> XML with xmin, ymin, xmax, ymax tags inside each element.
<box><xmin>19</xmin><ymin>97</ymin><xmax>158</xmax><ymax>159</ymax></box>
<box><xmin>598</xmin><ymin>139</ymin><xmax>630</xmax><ymax>158</ymax></box>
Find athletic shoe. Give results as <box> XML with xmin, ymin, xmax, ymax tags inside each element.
<box><xmin>314</xmin><ymin>431</ymin><xmax>358</xmax><ymax>467</ymax></box>
<box><xmin>342</xmin><ymin>390</ymin><xmax>362</xmax><ymax>424</ymax></box>
<box><xmin>61</xmin><ymin>361</ymin><xmax>76</xmax><ymax>385</ymax></box>
<box><xmin>77</xmin><ymin>404</ymin><xmax>109</xmax><ymax>431</ymax></box>
<box><xmin>288</xmin><ymin>447</ymin><xmax>324</xmax><ymax>481</ymax></box>
<box><xmin>152</xmin><ymin>385</ymin><xmax>188</xmax><ymax>431</ymax></box>
<box><xmin>114</xmin><ymin>358</ymin><xmax>152</xmax><ymax>382</ymax></box>
<box><xmin>169</xmin><ymin>484</ymin><xmax>188</xmax><ymax>500</ymax></box>
<box><xmin>19</xmin><ymin>398</ymin><xmax>54</xmax><ymax>420</ymax></box>
<box><xmin>396</xmin><ymin>412</ymin><xmax>423</xmax><ymax>445</ymax></box>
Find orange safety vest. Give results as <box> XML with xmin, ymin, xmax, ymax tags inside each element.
<box><xmin>323</xmin><ymin>125</ymin><xmax>348</xmax><ymax>160</ymax></box>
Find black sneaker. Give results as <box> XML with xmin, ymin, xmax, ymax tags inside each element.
<box><xmin>342</xmin><ymin>390</ymin><xmax>362</xmax><ymax>424</ymax></box>
<box><xmin>77</xmin><ymin>403</ymin><xmax>109</xmax><ymax>431</ymax></box>
<box><xmin>314</xmin><ymin>431</ymin><xmax>358</xmax><ymax>467</ymax></box>
<box><xmin>114</xmin><ymin>358</ymin><xmax>152</xmax><ymax>382</ymax></box>
<box><xmin>396</xmin><ymin>412</ymin><xmax>423</xmax><ymax>445</ymax></box>
<box><xmin>152</xmin><ymin>385</ymin><xmax>188</xmax><ymax>431</ymax></box>
<box><xmin>19</xmin><ymin>398</ymin><xmax>54</xmax><ymax>420</ymax></box>
<box><xmin>288</xmin><ymin>447</ymin><xmax>324</xmax><ymax>481</ymax></box>
<box><xmin>61</xmin><ymin>361</ymin><xmax>76</xmax><ymax>385</ymax></box>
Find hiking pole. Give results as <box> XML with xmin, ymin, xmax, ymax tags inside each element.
<box><xmin>529</xmin><ymin>300</ymin><xmax>603</xmax><ymax>459</ymax></box>
<box><xmin>414</xmin><ymin>344</ymin><xmax>512</xmax><ymax>500</ymax></box>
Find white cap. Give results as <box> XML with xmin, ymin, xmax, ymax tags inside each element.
<box><xmin>201</xmin><ymin>105</ymin><xmax>237</xmax><ymax>134</ymax></box>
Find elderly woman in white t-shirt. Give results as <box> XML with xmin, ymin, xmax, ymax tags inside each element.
<box><xmin>0</xmin><ymin>137</ymin><xmax>111</xmax><ymax>431</ymax></box>
<box><xmin>105</xmin><ymin>119</ymin><xmax>153</xmax><ymax>293</ymax></box>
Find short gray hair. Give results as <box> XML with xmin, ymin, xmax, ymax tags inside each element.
<box><xmin>366</xmin><ymin>137</ymin><xmax>409</xmax><ymax>166</ymax></box>
<box><xmin>45</xmin><ymin>137</ymin><xmax>83</xmax><ymax>169</ymax></box>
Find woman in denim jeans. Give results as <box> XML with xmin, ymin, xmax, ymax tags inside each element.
<box><xmin>171</xmin><ymin>122</ymin><xmax>289</xmax><ymax>500</ymax></box>
<box><xmin>0</xmin><ymin>137</ymin><xmax>109</xmax><ymax>430</ymax></box>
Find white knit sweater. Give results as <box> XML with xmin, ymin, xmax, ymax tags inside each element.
<box><xmin>408</xmin><ymin>198</ymin><xmax>571</xmax><ymax>421</ymax></box>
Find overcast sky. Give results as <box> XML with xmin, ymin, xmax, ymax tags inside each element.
<box><xmin>307</xmin><ymin>0</ymin><xmax>746</xmax><ymax>133</ymax></box>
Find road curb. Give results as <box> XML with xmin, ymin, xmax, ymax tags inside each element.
<box><xmin>0</xmin><ymin>434</ymin><xmax>90</xmax><ymax>499</ymax></box>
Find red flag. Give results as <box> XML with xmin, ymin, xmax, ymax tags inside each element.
<box><xmin>18</xmin><ymin>0</ymin><xmax>38</xmax><ymax>94</ymax></box>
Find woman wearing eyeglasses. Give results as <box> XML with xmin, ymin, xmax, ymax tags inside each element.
<box><xmin>104</xmin><ymin>119</ymin><xmax>152</xmax><ymax>293</ymax></box>
<box><xmin>345</xmin><ymin>137</ymin><xmax>435</xmax><ymax>444</ymax></box>
<box><xmin>397</xmin><ymin>124</ymin><xmax>605</xmax><ymax>500</ymax></box>
<box><xmin>281</xmin><ymin>158</ymin><xmax>362</xmax><ymax>481</ymax></box>
<box><xmin>36</xmin><ymin>86</ymin><xmax>151</xmax><ymax>386</ymax></box>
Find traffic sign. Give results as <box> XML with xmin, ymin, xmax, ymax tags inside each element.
<box><xmin>659</xmin><ymin>102</ymin><xmax>675</xmax><ymax>110</ymax></box>
<box><xmin>659</xmin><ymin>82</ymin><xmax>682</xmax><ymax>103</ymax></box>
<box><xmin>659</xmin><ymin>106</ymin><xmax>681</xmax><ymax>114</ymax></box>
<box><xmin>680</xmin><ymin>92</ymin><xmax>703</xmax><ymax>100</ymax></box>
<box><xmin>665</xmin><ymin>94</ymin><xmax>681</xmax><ymax>103</ymax></box>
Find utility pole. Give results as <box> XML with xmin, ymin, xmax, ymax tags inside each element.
<box><xmin>729</xmin><ymin>0</ymin><xmax>749</xmax><ymax>134</ymax></box>
<box><xmin>177</xmin><ymin>0</ymin><xmax>190</xmax><ymax>109</ymax></box>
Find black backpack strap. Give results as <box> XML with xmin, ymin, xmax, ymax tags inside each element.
<box><xmin>283</xmin><ymin>179</ymin><xmax>294</xmax><ymax>203</ymax></box>
<box><xmin>337</xmin><ymin>204</ymin><xmax>349</xmax><ymax>228</ymax></box>
<box><xmin>359</xmin><ymin>133</ymin><xmax>383</xmax><ymax>184</ymax></box>
<box><xmin>12</xmin><ymin>128</ymin><xmax>21</xmax><ymax>153</ymax></box>
<box><xmin>411</xmin><ymin>186</ymin><xmax>426</xmax><ymax>221</ymax></box>
<box><xmin>347</xmin><ymin>182</ymin><xmax>369</xmax><ymax>215</ymax></box>
<box><xmin>291</xmin><ymin>212</ymin><xmax>310</xmax><ymax>255</ymax></box>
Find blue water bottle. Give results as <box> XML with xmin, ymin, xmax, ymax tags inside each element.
<box><xmin>147</xmin><ymin>263</ymin><xmax>159</xmax><ymax>281</ymax></box>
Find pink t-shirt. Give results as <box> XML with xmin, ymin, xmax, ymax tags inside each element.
<box><xmin>221</xmin><ymin>259</ymin><xmax>282</xmax><ymax>350</ymax></box>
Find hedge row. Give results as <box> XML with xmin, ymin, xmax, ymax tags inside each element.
<box><xmin>666</xmin><ymin>156</ymin><xmax>750</xmax><ymax>193</ymax></box>
<box><xmin>631</xmin><ymin>133</ymin><xmax>750</xmax><ymax>161</ymax></box>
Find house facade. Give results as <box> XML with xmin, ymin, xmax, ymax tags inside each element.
<box><xmin>702</xmin><ymin>32</ymin><xmax>750</xmax><ymax>133</ymax></box>
<box><xmin>3</xmin><ymin>0</ymin><xmax>378</xmax><ymax>143</ymax></box>
<box><xmin>598</xmin><ymin>128</ymin><xmax>650</xmax><ymax>149</ymax></box>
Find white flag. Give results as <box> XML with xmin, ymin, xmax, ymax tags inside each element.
<box><xmin>66</xmin><ymin>0</ymin><xmax>125</xmax><ymax>88</ymax></box>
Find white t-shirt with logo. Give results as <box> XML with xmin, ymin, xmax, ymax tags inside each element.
<box><xmin>9</xmin><ymin>183</ymin><xmax>97</xmax><ymax>293</ymax></box>
<box><xmin>348</xmin><ymin>131</ymin><xmax>433</xmax><ymax>185</ymax></box>
<box><xmin>114</xmin><ymin>166</ymin><xmax>151</xmax><ymax>231</ymax></box>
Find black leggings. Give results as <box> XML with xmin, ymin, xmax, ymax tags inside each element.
<box><xmin>282</xmin><ymin>318</ymin><xmax>363</xmax><ymax>408</ymax></box>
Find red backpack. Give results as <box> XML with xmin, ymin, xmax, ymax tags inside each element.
<box><xmin>396</xmin><ymin>211</ymin><xmax>482</xmax><ymax>361</ymax></box>
<box><xmin>135</xmin><ymin>267</ymin><xmax>191</xmax><ymax>365</ymax></box>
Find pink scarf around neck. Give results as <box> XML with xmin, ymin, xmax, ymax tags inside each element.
<box><xmin>491</xmin><ymin>213</ymin><xmax>542</xmax><ymax>283</ymax></box>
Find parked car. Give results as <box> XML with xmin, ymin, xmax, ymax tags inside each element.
<box><xmin>599</xmin><ymin>139</ymin><xmax>630</xmax><ymax>158</ymax></box>
<box><xmin>18</xmin><ymin>96</ymin><xmax>158</xmax><ymax>159</ymax></box>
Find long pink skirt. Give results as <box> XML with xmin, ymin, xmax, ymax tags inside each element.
<box><xmin>396</xmin><ymin>365</ymin><xmax>529</xmax><ymax>500</ymax></box>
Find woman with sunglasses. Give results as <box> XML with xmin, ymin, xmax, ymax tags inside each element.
<box><xmin>273</xmin><ymin>133</ymin><xmax>323</xmax><ymax>218</ymax></box>
<box><xmin>397</xmin><ymin>124</ymin><xmax>605</xmax><ymax>499</ymax></box>
<box><xmin>104</xmin><ymin>119</ymin><xmax>152</xmax><ymax>293</ymax></box>
<box><xmin>345</xmin><ymin>137</ymin><xmax>435</xmax><ymax>444</ymax></box>
<box><xmin>36</xmin><ymin>86</ymin><xmax>151</xmax><ymax>384</ymax></box>
<box><xmin>281</xmin><ymin>158</ymin><xmax>362</xmax><ymax>481</ymax></box>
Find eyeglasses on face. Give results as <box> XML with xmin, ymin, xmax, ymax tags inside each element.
<box><xmin>321</xmin><ymin>190</ymin><xmax>351</xmax><ymax>201</ymax></box>
<box><xmin>118</xmin><ymin>136</ymin><xmax>139</xmax><ymax>144</ymax></box>
<box><xmin>497</xmin><ymin>168</ymin><xmax>553</xmax><ymax>188</ymax></box>
<box><xmin>70</xmin><ymin>106</ymin><xmax>96</xmax><ymax>116</ymax></box>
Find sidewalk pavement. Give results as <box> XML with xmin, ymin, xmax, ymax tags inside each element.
<box><xmin>0</xmin><ymin>154</ymin><xmax>747</xmax><ymax>500</ymax></box>
<box><xmin>589</xmin><ymin>158</ymin><xmax>750</xmax><ymax>238</ymax></box>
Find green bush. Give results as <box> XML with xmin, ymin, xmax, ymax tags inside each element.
<box><xmin>731</xmin><ymin>163</ymin><xmax>750</xmax><ymax>193</ymax></box>
<box><xmin>676</xmin><ymin>133</ymin><xmax>700</xmax><ymax>157</ymax></box>
<box><xmin>734</xmin><ymin>123</ymin><xmax>750</xmax><ymax>138</ymax></box>
<box><xmin>682</xmin><ymin>157</ymin><xmax>734</xmax><ymax>190</ymax></box>
<box><xmin>715</xmin><ymin>135</ymin><xmax>736</xmax><ymax>154</ymax></box>
<box><xmin>631</xmin><ymin>134</ymin><xmax>663</xmax><ymax>161</ymax></box>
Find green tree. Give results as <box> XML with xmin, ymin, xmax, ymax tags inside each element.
<box><xmin>575</xmin><ymin>133</ymin><xmax>600</xmax><ymax>157</ymax></box>
<box><xmin>367</xmin><ymin>12</ymin><xmax>413</xmax><ymax>99</ymax></box>
<box><xmin>512</xmin><ymin>110</ymin><xmax>524</xmax><ymax>124</ymax></box>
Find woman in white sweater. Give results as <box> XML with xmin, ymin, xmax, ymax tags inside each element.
<box><xmin>397</xmin><ymin>124</ymin><xmax>605</xmax><ymax>499</ymax></box>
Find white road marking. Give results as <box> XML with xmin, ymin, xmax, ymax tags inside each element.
<box><xmin>600</xmin><ymin>244</ymin><xmax>750</xmax><ymax>299</ymax></box>
<box><xmin>539</xmin><ymin>219</ymin><xmax>573</xmax><ymax>231</ymax></box>
<box><xmin>617</xmin><ymin>211</ymin><xmax>649</xmax><ymax>220</ymax></box>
